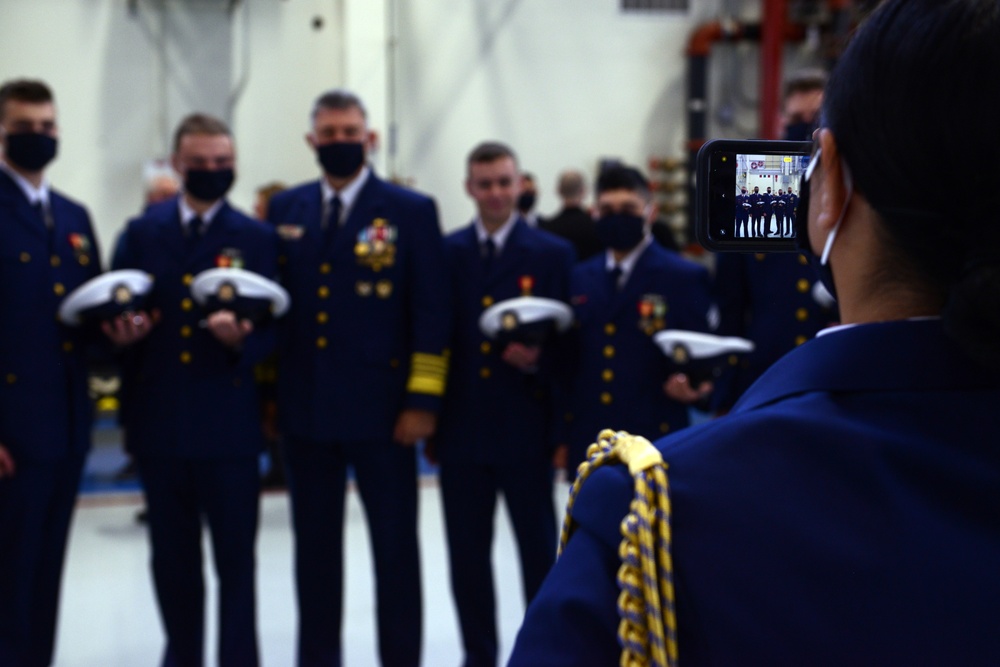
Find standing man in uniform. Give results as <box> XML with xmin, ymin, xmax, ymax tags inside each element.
<box><xmin>266</xmin><ymin>89</ymin><xmax>450</xmax><ymax>667</ymax></box>
<box><xmin>735</xmin><ymin>186</ymin><xmax>750</xmax><ymax>237</ymax></box>
<box><xmin>750</xmin><ymin>186</ymin><xmax>764</xmax><ymax>237</ymax></box>
<box><xmin>111</xmin><ymin>113</ymin><xmax>278</xmax><ymax>667</ymax></box>
<box><xmin>436</xmin><ymin>142</ymin><xmax>574</xmax><ymax>667</ymax></box>
<box><xmin>557</xmin><ymin>165</ymin><xmax>714</xmax><ymax>472</ymax></box>
<box><xmin>785</xmin><ymin>188</ymin><xmax>799</xmax><ymax>237</ymax></box>
<box><xmin>0</xmin><ymin>78</ymin><xmax>103</xmax><ymax>667</ymax></box>
<box><xmin>762</xmin><ymin>186</ymin><xmax>776</xmax><ymax>236</ymax></box>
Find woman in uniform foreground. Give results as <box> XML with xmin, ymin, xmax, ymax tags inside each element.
<box><xmin>508</xmin><ymin>0</ymin><xmax>1000</xmax><ymax>664</ymax></box>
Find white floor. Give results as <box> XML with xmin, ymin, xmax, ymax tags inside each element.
<box><xmin>54</xmin><ymin>480</ymin><xmax>571</xmax><ymax>667</ymax></box>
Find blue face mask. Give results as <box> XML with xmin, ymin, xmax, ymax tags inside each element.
<box><xmin>317</xmin><ymin>142</ymin><xmax>365</xmax><ymax>179</ymax></box>
<box><xmin>795</xmin><ymin>148</ymin><xmax>852</xmax><ymax>301</ymax></box>
<box><xmin>184</xmin><ymin>168</ymin><xmax>234</xmax><ymax>203</ymax></box>
<box><xmin>4</xmin><ymin>132</ymin><xmax>58</xmax><ymax>171</ymax></box>
<box><xmin>596</xmin><ymin>212</ymin><xmax>646</xmax><ymax>252</ymax></box>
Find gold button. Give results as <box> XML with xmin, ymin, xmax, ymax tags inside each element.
<box><xmin>79</xmin><ymin>255</ymin><xmax>90</xmax><ymax>266</ymax></box>
<box><xmin>603</xmin><ymin>345</ymin><xmax>615</xmax><ymax>359</ymax></box>
<box><xmin>797</xmin><ymin>278</ymin><xmax>810</xmax><ymax>293</ymax></box>
<box><xmin>6</xmin><ymin>374</ymin><xmax>16</xmax><ymax>384</ymax></box>
<box><xmin>317</xmin><ymin>311</ymin><xmax>329</xmax><ymax>324</ymax></box>
<box><xmin>795</xmin><ymin>307</ymin><xmax>808</xmax><ymax>322</ymax></box>
<box><xmin>728</xmin><ymin>354</ymin><xmax>739</xmax><ymax>366</ymax></box>
<box><xmin>795</xmin><ymin>335</ymin><xmax>808</xmax><ymax>346</ymax></box>
<box><xmin>600</xmin><ymin>392</ymin><xmax>613</xmax><ymax>405</ymax></box>
<box><xmin>50</xmin><ymin>255</ymin><xmax>61</xmax><ymax>267</ymax></box>
<box><xmin>183</xmin><ymin>273</ymin><xmax>194</xmax><ymax>286</ymax></box>
<box><xmin>180</xmin><ymin>351</ymin><xmax>192</xmax><ymax>364</ymax></box>
<box><xmin>660</xmin><ymin>423</ymin><xmax>670</xmax><ymax>434</ymax></box>
<box><xmin>317</xmin><ymin>336</ymin><xmax>328</xmax><ymax>349</ymax></box>
<box><xmin>798</xmin><ymin>253</ymin><xmax>809</xmax><ymax>265</ymax></box>
<box><xmin>480</xmin><ymin>367</ymin><xmax>491</xmax><ymax>379</ymax></box>
<box><xmin>320</xmin><ymin>263</ymin><xmax>332</xmax><ymax>274</ymax></box>
<box><xmin>53</xmin><ymin>283</ymin><xmax>65</xmax><ymax>296</ymax></box>
<box><xmin>602</xmin><ymin>369</ymin><xmax>614</xmax><ymax>382</ymax></box>
<box><xmin>318</xmin><ymin>286</ymin><xmax>330</xmax><ymax>298</ymax></box>
<box><xmin>755</xmin><ymin>253</ymin><xmax>766</xmax><ymax>261</ymax></box>
<box><xmin>20</xmin><ymin>252</ymin><xmax>30</xmax><ymax>263</ymax></box>
<box><xmin>604</xmin><ymin>323</ymin><xmax>616</xmax><ymax>336</ymax></box>
<box><xmin>181</xmin><ymin>298</ymin><xmax>193</xmax><ymax>311</ymax></box>
<box><xmin>180</xmin><ymin>326</ymin><xmax>192</xmax><ymax>338</ymax></box>
<box><xmin>62</xmin><ymin>341</ymin><xmax>73</xmax><ymax>352</ymax></box>
<box><xmin>480</xmin><ymin>341</ymin><xmax>491</xmax><ymax>354</ymax></box>
<box><xmin>481</xmin><ymin>295</ymin><xmax>493</xmax><ymax>308</ymax></box>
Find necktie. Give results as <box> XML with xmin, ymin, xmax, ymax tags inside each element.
<box><xmin>185</xmin><ymin>216</ymin><xmax>204</xmax><ymax>253</ymax></box>
<box><xmin>189</xmin><ymin>215</ymin><xmax>204</xmax><ymax>238</ymax></box>
<box><xmin>483</xmin><ymin>236</ymin><xmax>496</xmax><ymax>272</ymax></box>
<box><xmin>33</xmin><ymin>201</ymin><xmax>54</xmax><ymax>252</ymax></box>
<box><xmin>323</xmin><ymin>195</ymin><xmax>343</xmax><ymax>245</ymax></box>
<box><xmin>608</xmin><ymin>264</ymin><xmax>623</xmax><ymax>292</ymax></box>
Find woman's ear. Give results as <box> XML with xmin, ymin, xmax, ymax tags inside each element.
<box><xmin>809</xmin><ymin>128</ymin><xmax>849</xmax><ymax>254</ymax></box>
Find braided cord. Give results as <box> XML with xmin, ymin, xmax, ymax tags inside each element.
<box><xmin>558</xmin><ymin>430</ymin><xmax>678</xmax><ymax>667</ymax></box>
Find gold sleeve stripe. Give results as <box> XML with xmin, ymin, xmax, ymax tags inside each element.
<box><xmin>407</xmin><ymin>352</ymin><xmax>448</xmax><ymax>396</ymax></box>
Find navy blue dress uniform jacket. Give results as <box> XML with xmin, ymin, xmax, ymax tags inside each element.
<box><xmin>266</xmin><ymin>175</ymin><xmax>450</xmax><ymax>442</ymax></box>
<box><xmin>113</xmin><ymin>198</ymin><xmax>279</xmax><ymax>457</ymax></box>
<box><xmin>0</xmin><ymin>171</ymin><xmax>101</xmax><ymax>462</ymax></box>
<box><xmin>509</xmin><ymin>319</ymin><xmax>1000</xmax><ymax>666</ymax></box>
<box><xmin>0</xmin><ymin>170</ymin><xmax>101</xmax><ymax>667</ymax></box>
<box><xmin>436</xmin><ymin>219</ymin><xmax>575</xmax><ymax>463</ymax></box>
<box><xmin>561</xmin><ymin>243</ymin><xmax>713</xmax><ymax>469</ymax></box>
<box><xmin>711</xmin><ymin>251</ymin><xmax>838</xmax><ymax>412</ymax></box>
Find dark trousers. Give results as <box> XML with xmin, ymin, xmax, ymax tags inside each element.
<box><xmin>0</xmin><ymin>454</ymin><xmax>85</xmax><ymax>667</ymax></box>
<box><xmin>439</xmin><ymin>457</ymin><xmax>557</xmax><ymax>667</ymax></box>
<box><xmin>137</xmin><ymin>456</ymin><xmax>260</xmax><ymax>667</ymax></box>
<box><xmin>283</xmin><ymin>436</ymin><xmax>422</xmax><ymax>667</ymax></box>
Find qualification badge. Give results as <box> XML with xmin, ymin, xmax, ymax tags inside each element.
<box><xmin>355</xmin><ymin>218</ymin><xmax>398</xmax><ymax>271</ymax></box>
<box><xmin>216</xmin><ymin>248</ymin><xmax>245</xmax><ymax>269</ymax></box>
<box><xmin>638</xmin><ymin>294</ymin><xmax>666</xmax><ymax>335</ymax></box>
<box><xmin>518</xmin><ymin>275</ymin><xmax>535</xmax><ymax>296</ymax></box>
<box><xmin>69</xmin><ymin>233</ymin><xmax>91</xmax><ymax>265</ymax></box>
<box><xmin>276</xmin><ymin>224</ymin><xmax>306</xmax><ymax>240</ymax></box>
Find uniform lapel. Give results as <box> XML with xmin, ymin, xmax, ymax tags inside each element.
<box><xmin>611</xmin><ymin>242</ymin><xmax>654</xmax><ymax>319</ymax></box>
<box><xmin>0</xmin><ymin>170</ymin><xmax>49</xmax><ymax>242</ymax></box>
<box><xmin>487</xmin><ymin>218</ymin><xmax>530</xmax><ymax>292</ymax></box>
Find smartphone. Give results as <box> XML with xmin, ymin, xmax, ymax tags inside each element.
<box><xmin>694</xmin><ymin>139</ymin><xmax>812</xmax><ymax>252</ymax></box>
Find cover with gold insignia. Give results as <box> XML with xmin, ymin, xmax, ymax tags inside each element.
<box><xmin>58</xmin><ymin>269</ymin><xmax>153</xmax><ymax>326</ymax></box>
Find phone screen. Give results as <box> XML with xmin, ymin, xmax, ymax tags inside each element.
<box><xmin>695</xmin><ymin>140</ymin><xmax>811</xmax><ymax>252</ymax></box>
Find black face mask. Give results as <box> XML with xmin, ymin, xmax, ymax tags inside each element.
<box><xmin>4</xmin><ymin>132</ymin><xmax>58</xmax><ymax>171</ymax></box>
<box><xmin>596</xmin><ymin>213</ymin><xmax>646</xmax><ymax>252</ymax></box>
<box><xmin>784</xmin><ymin>121</ymin><xmax>816</xmax><ymax>142</ymax></box>
<box><xmin>317</xmin><ymin>142</ymin><xmax>365</xmax><ymax>179</ymax></box>
<box><xmin>516</xmin><ymin>191</ymin><xmax>537</xmax><ymax>213</ymax></box>
<box><xmin>185</xmin><ymin>168</ymin><xmax>234</xmax><ymax>202</ymax></box>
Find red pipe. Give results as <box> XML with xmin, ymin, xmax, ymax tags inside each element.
<box><xmin>760</xmin><ymin>0</ymin><xmax>787</xmax><ymax>138</ymax></box>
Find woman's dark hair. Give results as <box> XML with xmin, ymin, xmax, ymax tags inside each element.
<box><xmin>823</xmin><ymin>0</ymin><xmax>1000</xmax><ymax>367</ymax></box>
